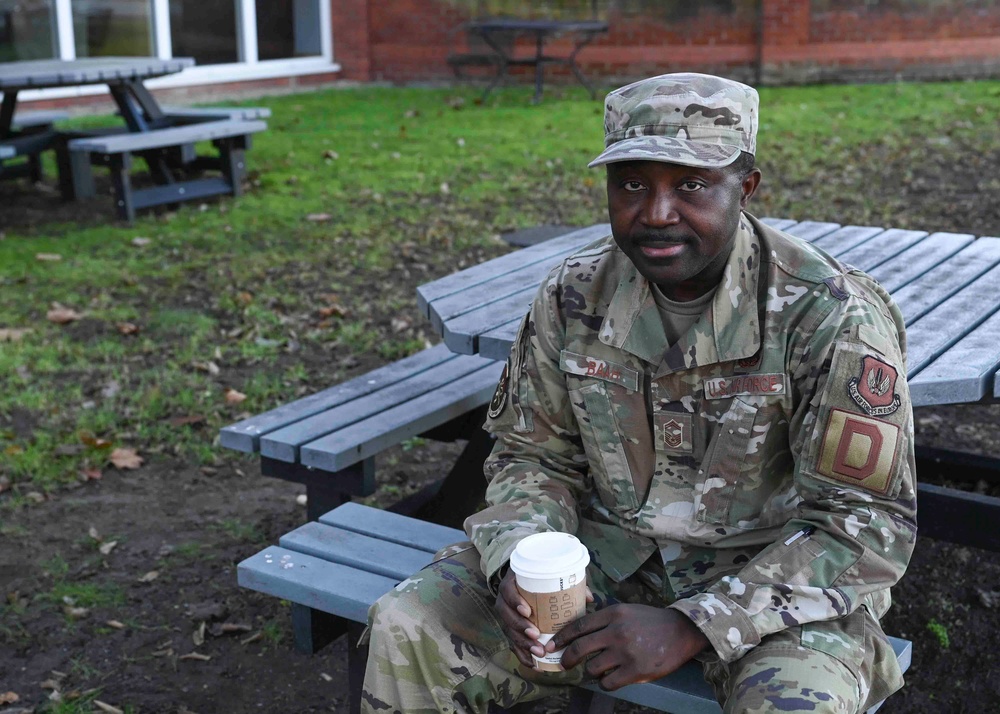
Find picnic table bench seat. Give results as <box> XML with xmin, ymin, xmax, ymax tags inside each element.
<box><xmin>238</xmin><ymin>502</ymin><xmax>913</xmax><ymax>714</ymax></box>
<box><xmin>64</xmin><ymin>118</ymin><xmax>267</xmax><ymax>221</ymax></box>
<box><xmin>161</xmin><ymin>105</ymin><xmax>272</xmax><ymax>121</ymax></box>
<box><xmin>0</xmin><ymin>111</ymin><xmax>71</xmax><ymax>181</ymax></box>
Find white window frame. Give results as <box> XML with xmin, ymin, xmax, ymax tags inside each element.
<box><xmin>20</xmin><ymin>0</ymin><xmax>338</xmax><ymax>102</ymax></box>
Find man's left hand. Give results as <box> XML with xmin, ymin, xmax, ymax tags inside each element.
<box><xmin>547</xmin><ymin>604</ymin><xmax>711</xmax><ymax>690</ymax></box>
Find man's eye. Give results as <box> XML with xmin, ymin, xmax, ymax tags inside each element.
<box><xmin>678</xmin><ymin>181</ymin><xmax>705</xmax><ymax>192</ymax></box>
<box><xmin>622</xmin><ymin>181</ymin><xmax>645</xmax><ymax>192</ymax></box>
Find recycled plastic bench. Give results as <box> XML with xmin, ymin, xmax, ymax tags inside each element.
<box><xmin>238</xmin><ymin>502</ymin><xmax>913</xmax><ymax>714</ymax></box>
<box><xmin>0</xmin><ymin>111</ymin><xmax>71</xmax><ymax>182</ymax></box>
<box><xmin>64</xmin><ymin>118</ymin><xmax>267</xmax><ymax>221</ymax></box>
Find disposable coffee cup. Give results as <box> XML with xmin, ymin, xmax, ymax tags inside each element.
<box><xmin>509</xmin><ymin>532</ymin><xmax>590</xmax><ymax>672</ymax></box>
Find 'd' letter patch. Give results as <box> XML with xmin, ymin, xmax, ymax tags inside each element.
<box><xmin>817</xmin><ymin>409</ymin><xmax>899</xmax><ymax>495</ymax></box>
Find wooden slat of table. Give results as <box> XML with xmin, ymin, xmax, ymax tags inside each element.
<box><xmin>416</xmin><ymin>224</ymin><xmax>608</xmax><ymax>317</ymax></box>
<box><xmin>834</xmin><ymin>228</ymin><xmax>926</xmax><ymax>266</ymax></box>
<box><xmin>759</xmin><ymin>217</ymin><xmax>799</xmax><ymax>231</ymax></box>
<box><xmin>442</xmin><ymin>287</ymin><xmax>536</xmax><ymax>354</ymax></box>
<box><xmin>260</xmin><ymin>353</ymin><xmax>496</xmax><ymax>463</ymax></box>
<box><xmin>319</xmin><ymin>501</ymin><xmax>463</xmax><ymax>553</ymax></box>
<box><xmin>809</xmin><ymin>225</ymin><xmax>883</xmax><ymax>255</ymax></box>
<box><xmin>904</xmin><ymin>261</ymin><xmax>1000</xmax><ymax>374</ymax></box>
<box><xmin>219</xmin><ymin>344</ymin><xmax>457</xmax><ymax>453</ymax></box>
<box><xmin>909</xmin><ymin>306</ymin><xmax>1000</xmax><ymax>406</ymax></box>
<box><xmin>0</xmin><ymin>57</ymin><xmax>193</xmax><ymax>89</ymax></box>
<box><xmin>479</xmin><ymin>319</ymin><xmax>524</xmax><ymax>361</ymax></box>
<box><xmin>300</xmin><ymin>361</ymin><xmax>503</xmax><ymax>472</ymax></box>
<box><xmin>890</xmin><ymin>237</ymin><xmax>1000</xmax><ymax>325</ymax></box>
<box><xmin>868</xmin><ymin>233</ymin><xmax>974</xmax><ymax>293</ymax></box>
<box><xmin>783</xmin><ymin>221</ymin><xmax>841</xmax><ymax>242</ymax></box>
<box><xmin>279</xmin><ymin>521</ymin><xmax>436</xmax><ymax>580</ymax></box>
<box><xmin>237</xmin><ymin>546</ymin><xmax>397</xmax><ymax>624</ymax></box>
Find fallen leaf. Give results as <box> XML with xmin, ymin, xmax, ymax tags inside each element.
<box><xmin>131</xmin><ymin>236</ymin><xmax>152</xmax><ymax>246</ymax></box>
<box><xmin>0</xmin><ymin>328</ymin><xmax>31</xmax><ymax>342</ymax></box>
<box><xmin>193</xmin><ymin>360</ymin><xmax>220</xmax><ymax>375</ymax></box>
<box><xmin>224</xmin><ymin>388</ymin><xmax>247</xmax><ymax>405</ymax></box>
<box><xmin>317</xmin><ymin>304</ymin><xmax>348</xmax><ymax>318</ymax></box>
<box><xmin>35</xmin><ymin>252</ymin><xmax>62</xmax><ymax>261</ymax></box>
<box><xmin>40</xmin><ymin>679</ymin><xmax>61</xmax><ymax>690</ymax></box>
<box><xmin>116</xmin><ymin>322</ymin><xmax>140</xmax><ymax>335</ymax></box>
<box><xmin>322</xmin><ymin>149</ymin><xmax>339</xmax><ymax>160</ymax></box>
<box><xmin>109</xmin><ymin>448</ymin><xmax>143</xmax><ymax>470</ymax></box>
<box><xmin>81</xmin><ymin>434</ymin><xmax>113</xmax><ymax>449</ymax></box>
<box><xmin>235</xmin><ymin>292</ymin><xmax>254</xmax><ymax>306</ymax></box>
<box><xmin>179</xmin><ymin>652</ymin><xmax>211</xmax><ymax>662</ymax></box>
<box><xmin>79</xmin><ymin>468</ymin><xmax>103</xmax><ymax>481</ymax></box>
<box><xmin>218</xmin><ymin>623</ymin><xmax>252</xmax><ymax>633</ymax></box>
<box><xmin>240</xmin><ymin>631</ymin><xmax>263</xmax><ymax>645</ymax></box>
<box><xmin>150</xmin><ymin>648</ymin><xmax>173</xmax><ymax>657</ymax></box>
<box><xmin>99</xmin><ymin>540</ymin><xmax>118</xmax><ymax>556</ymax></box>
<box><xmin>88</xmin><ymin>526</ymin><xmax>101</xmax><ymax>541</ymax></box>
<box><xmin>440</xmin><ymin>182</ymin><xmax>450</xmax><ymax>195</ymax></box>
<box><xmin>192</xmin><ymin>621</ymin><xmax>205</xmax><ymax>647</ymax></box>
<box><xmin>0</xmin><ymin>692</ymin><xmax>19</xmax><ymax>704</ymax></box>
<box><xmin>94</xmin><ymin>700</ymin><xmax>125</xmax><ymax>714</ymax></box>
<box><xmin>46</xmin><ymin>307</ymin><xmax>83</xmax><ymax>324</ymax></box>
<box><xmin>25</xmin><ymin>491</ymin><xmax>45</xmax><ymax>504</ymax></box>
<box><xmin>4</xmin><ymin>445</ymin><xmax>23</xmax><ymax>456</ymax></box>
<box><xmin>391</xmin><ymin>317</ymin><xmax>411</xmax><ymax>333</ymax></box>
<box><xmin>63</xmin><ymin>605</ymin><xmax>89</xmax><ymax>619</ymax></box>
<box><xmin>137</xmin><ymin>570</ymin><xmax>159</xmax><ymax>583</ymax></box>
<box><xmin>106</xmin><ymin>620</ymin><xmax>125</xmax><ymax>629</ymax></box>
<box><xmin>306</xmin><ymin>212</ymin><xmax>332</xmax><ymax>222</ymax></box>
<box><xmin>168</xmin><ymin>415</ymin><xmax>206</xmax><ymax>427</ymax></box>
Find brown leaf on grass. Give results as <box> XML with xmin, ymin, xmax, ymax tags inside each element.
<box><xmin>168</xmin><ymin>415</ymin><xmax>206</xmax><ymax>428</ymax></box>
<box><xmin>98</xmin><ymin>540</ymin><xmax>118</xmax><ymax>556</ymax></box>
<box><xmin>94</xmin><ymin>700</ymin><xmax>125</xmax><ymax>714</ymax></box>
<box><xmin>306</xmin><ymin>212</ymin><xmax>332</xmax><ymax>222</ymax></box>
<box><xmin>193</xmin><ymin>360</ymin><xmax>220</xmax><ymax>376</ymax></box>
<box><xmin>317</xmin><ymin>304</ymin><xmax>348</xmax><ymax>318</ymax></box>
<box><xmin>235</xmin><ymin>291</ymin><xmax>254</xmax><ymax>306</ymax></box>
<box><xmin>39</xmin><ymin>679</ymin><xmax>61</xmax><ymax>690</ymax></box>
<box><xmin>224</xmin><ymin>388</ymin><xmax>247</xmax><ymax>405</ymax></box>
<box><xmin>79</xmin><ymin>468</ymin><xmax>103</xmax><ymax>481</ymax></box>
<box><xmin>0</xmin><ymin>327</ymin><xmax>31</xmax><ymax>342</ymax></box>
<box><xmin>116</xmin><ymin>322</ymin><xmax>140</xmax><ymax>335</ymax></box>
<box><xmin>46</xmin><ymin>307</ymin><xmax>83</xmax><ymax>324</ymax></box>
<box><xmin>88</xmin><ymin>526</ymin><xmax>101</xmax><ymax>542</ymax></box>
<box><xmin>137</xmin><ymin>570</ymin><xmax>159</xmax><ymax>583</ymax></box>
<box><xmin>80</xmin><ymin>434</ymin><xmax>113</xmax><ymax>449</ymax></box>
<box><xmin>179</xmin><ymin>652</ymin><xmax>211</xmax><ymax>662</ymax></box>
<box><xmin>4</xmin><ymin>445</ymin><xmax>23</xmax><ymax>456</ymax></box>
<box><xmin>109</xmin><ymin>448</ymin><xmax>143</xmax><ymax>470</ymax></box>
<box><xmin>0</xmin><ymin>691</ymin><xmax>19</xmax><ymax>704</ymax></box>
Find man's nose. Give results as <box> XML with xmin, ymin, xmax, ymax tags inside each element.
<box><xmin>642</xmin><ymin>189</ymin><xmax>680</xmax><ymax>227</ymax></box>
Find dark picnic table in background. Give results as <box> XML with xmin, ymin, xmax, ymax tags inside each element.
<box><xmin>463</xmin><ymin>18</ymin><xmax>609</xmax><ymax>102</ymax></box>
<box><xmin>0</xmin><ymin>57</ymin><xmax>267</xmax><ymax>220</ymax></box>
<box><xmin>418</xmin><ymin>217</ymin><xmax>1000</xmax><ymax>552</ymax></box>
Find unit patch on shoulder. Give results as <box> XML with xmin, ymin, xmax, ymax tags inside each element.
<box><xmin>848</xmin><ymin>355</ymin><xmax>901</xmax><ymax>417</ymax></box>
<box><xmin>487</xmin><ymin>362</ymin><xmax>509</xmax><ymax>419</ymax></box>
<box><xmin>817</xmin><ymin>408</ymin><xmax>900</xmax><ymax>496</ymax></box>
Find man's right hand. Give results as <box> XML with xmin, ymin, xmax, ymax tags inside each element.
<box><xmin>495</xmin><ymin>570</ymin><xmax>544</xmax><ymax>667</ymax></box>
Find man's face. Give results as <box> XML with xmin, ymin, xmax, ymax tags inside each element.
<box><xmin>606</xmin><ymin>160</ymin><xmax>760</xmax><ymax>302</ymax></box>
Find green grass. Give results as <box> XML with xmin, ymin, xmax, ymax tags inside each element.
<box><xmin>1</xmin><ymin>80</ymin><xmax>999</xmax><ymax>498</ymax></box>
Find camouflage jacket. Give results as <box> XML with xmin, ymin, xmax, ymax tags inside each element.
<box><xmin>465</xmin><ymin>213</ymin><xmax>917</xmax><ymax>664</ymax></box>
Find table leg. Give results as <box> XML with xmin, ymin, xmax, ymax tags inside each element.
<box><xmin>567</xmin><ymin>31</ymin><xmax>600</xmax><ymax>99</ymax></box>
<box><xmin>532</xmin><ymin>31</ymin><xmax>546</xmax><ymax>104</ymax></box>
<box><xmin>0</xmin><ymin>89</ymin><xmax>17</xmax><ymax>139</ymax></box>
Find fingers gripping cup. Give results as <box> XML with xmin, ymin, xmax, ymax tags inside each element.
<box><xmin>509</xmin><ymin>532</ymin><xmax>590</xmax><ymax>672</ymax></box>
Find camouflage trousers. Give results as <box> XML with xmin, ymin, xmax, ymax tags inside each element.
<box><xmin>361</xmin><ymin>546</ymin><xmax>903</xmax><ymax>714</ymax></box>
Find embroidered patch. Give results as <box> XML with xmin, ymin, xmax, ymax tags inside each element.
<box><xmin>656</xmin><ymin>413</ymin><xmax>693</xmax><ymax>454</ymax></box>
<box><xmin>848</xmin><ymin>355</ymin><xmax>901</xmax><ymax>417</ymax></box>
<box><xmin>559</xmin><ymin>350</ymin><xmax>640</xmax><ymax>391</ymax></box>
<box><xmin>736</xmin><ymin>352</ymin><xmax>762</xmax><ymax>370</ymax></box>
<box><xmin>487</xmin><ymin>362</ymin><xmax>509</xmax><ymax>419</ymax></box>
<box><xmin>704</xmin><ymin>373</ymin><xmax>786</xmax><ymax>400</ymax></box>
<box><xmin>817</xmin><ymin>409</ymin><xmax>900</xmax><ymax>496</ymax></box>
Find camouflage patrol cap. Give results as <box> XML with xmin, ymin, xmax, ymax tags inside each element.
<box><xmin>589</xmin><ymin>72</ymin><xmax>758</xmax><ymax>169</ymax></box>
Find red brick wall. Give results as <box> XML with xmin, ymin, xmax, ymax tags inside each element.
<box><xmin>332</xmin><ymin>0</ymin><xmax>1000</xmax><ymax>85</ymax></box>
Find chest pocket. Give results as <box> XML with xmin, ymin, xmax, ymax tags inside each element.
<box><xmin>696</xmin><ymin>397</ymin><xmax>792</xmax><ymax>529</ymax></box>
<box><xmin>569</xmin><ymin>380</ymin><xmax>640</xmax><ymax>515</ymax></box>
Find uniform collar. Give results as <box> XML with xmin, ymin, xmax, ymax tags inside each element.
<box><xmin>598</xmin><ymin>214</ymin><xmax>761</xmax><ymax>376</ymax></box>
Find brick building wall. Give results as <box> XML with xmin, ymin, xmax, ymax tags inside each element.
<box><xmin>330</xmin><ymin>0</ymin><xmax>1000</xmax><ymax>85</ymax></box>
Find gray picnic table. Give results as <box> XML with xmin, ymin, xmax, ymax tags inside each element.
<box><xmin>418</xmin><ymin>217</ymin><xmax>1000</xmax><ymax>551</ymax></box>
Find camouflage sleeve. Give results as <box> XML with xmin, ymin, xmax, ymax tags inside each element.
<box><xmin>669</xmin><ymin>276</ymin><xmax>918</xmax><ymax>663</ymax></box>
<box><xmin>463</xmin><ymin>271</ymin><xmax>591</xmax><ymax>592</ymax></box>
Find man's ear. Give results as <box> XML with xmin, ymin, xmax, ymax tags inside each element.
<box><xmin>740</xmin><ymin>168</ymin><xmax>762</xmax><ymax>208</ymax></box>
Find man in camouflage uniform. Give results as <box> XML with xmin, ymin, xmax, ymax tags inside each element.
<box><xmin>362</xmin><ymin>73</ymin><xmax>916</xmax><ymax>713</ymax></box>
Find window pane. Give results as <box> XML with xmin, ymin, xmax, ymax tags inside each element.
<box><xmin>72</xmin><ymin>0</ymin><xmax>152</xmax><ymax>57</ymax></box>
<box><xmin>257</xmin><ymin>0</ymin><xmax>322</xmax><ymax>61</ymax></box>
<box><xmin>0</xmin><ymin>0</ymin><xmax>56</xmax><ymax>62</ymax></box>
<box><xmin>169</xmin><ymin>0</ymin><xmax>238</xmax><ymax>66</ymax></box>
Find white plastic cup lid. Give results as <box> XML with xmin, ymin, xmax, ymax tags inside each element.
<box><xmin>509</xmin><ymin>532</ymin><xmax>590</xmax><ymax>579</ymax></box>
